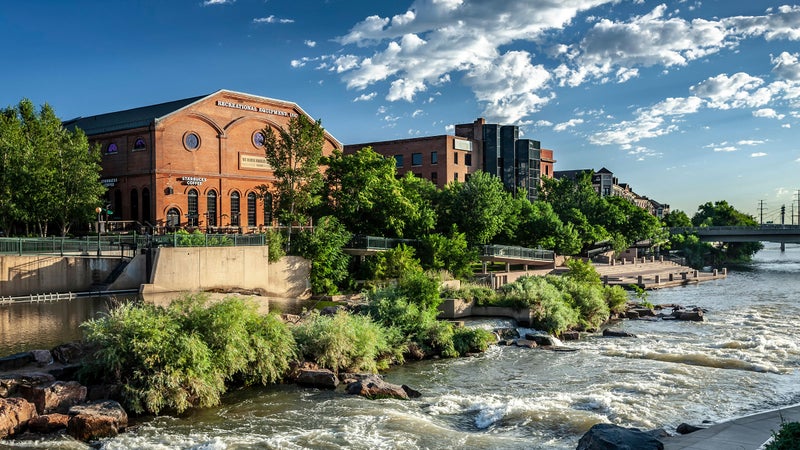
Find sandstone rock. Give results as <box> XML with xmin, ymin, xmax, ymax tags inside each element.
<box><xmin>27</xmin><ymin>413</ymin><xmax>70</xmax><ymax>433</ymax></box>
<box><xmin>576</xmin><ymin>423</ymin><xmax>664</xmax><ymax>450</ymax></box>
<box><xmin>560</xmin><ymin>331</ymin><xmax>580</xmax><ymax>341</ymax></box>
<box><xmin>345</xmin><ymin>374</ymin><xmax>408</xmax><ymax>400</ymax></box>
<box><xmin>676</xmin><ymin>422</ymin><xmax>704</xmax><ymax>434</ymax></box>
<box><xmin>0</xmin><ymin>352</ymin><xmax>33</xmax><ymax>372</ymax></box>
<box><xmin>631</xmin><ymin>308</ymin><xmax>656</xmax><ymax>317</ymax></box>
<box><xmin>515</xmin><ymin>339</ymin><xmax>538</xmax><ymax>349</ymax></box>
<box><xmin>673</xmin><ymin>310</ymin><xmax>704</xmax><ymax>321</ymax></box>
<box><xmin>0</xmin><ymin>372</ymin><xmax>55</xmax><ymax>398</ymax></box>
<box><xmin>524</xmin><ymin>333</ymin><xmax>562</xmax><ymax>346</ymax></box>
<box><xmin>67</xmin><ymin>400</ymin><xmax>127</xmax><ymax>442</ymax></box>
<box><xmin>296</xmin><ymin>369</ymin><xmax>339</xmax><ymax>389</ymax></box>
<box><xmin>51</xmin><ymin>342</ymin><xmax>86</xmax><ymax>364</ymax></box>
<box><xmin>20</xmin><ymin>380</ymin><xmax>87</xmax><ymax>414</ymax></box>
<box><xmin>625</xmin><ymin>310</ymin><xmax>640</xmax><ymax>319</ymax></box>
<box><xmin>0</xmin><ymin>397</ymin><xmax>37</xmax><ymax>438</ymax></box>
<box><xmin>30</xmin><ymin>350</ymin><xmax>53</xmax><ymax>367</ymax></box>
<box><xmin>602</xmin><ymin>329</ymin><xmax>638</xmax><ymax>338</ymax></box>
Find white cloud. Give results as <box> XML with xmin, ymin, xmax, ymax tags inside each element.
<box><xmin>690</xmin><ymin>73</ymin><xmax>767</xmax><ymax>109</ymax></box>
<box><xmin>253</xmin><ymin>16</ymin><xmax>294</xmax><ymax>24</ymax></box>
<box><xmin>751</xmin><ymin>152</ymin><xmax>768</xmax><ymax>157</ymax></box>
<box><xmin>713</xmin><ymin>146</ymin><xmax>737</xmax><ymax>152</ymax></box>
<box><xmin>353</xmin><ymin>92</ymin><xmax>377</xmax><ymax>102</ymax></box>
<box><xmin>412</xmin><ymin>109</ymin><xmax>424</xmax><ymax>118</ymax></box>
<box><xmin>203</xmin><ymin>0</ymin><xmax>234</xmax><ymax>5</ymax></box>
<box><xmin>445</xmin><ymin>124</ymin><xmax>455</xmax><ymax>133</ymax></box>
<box><xmin>753</xmin><ymin>108</ymin><xmax>785</xmax><ymax>120</ymax></box>
<box><xmin>627</xmin><ymin>146</ymin><xmax>661</xmax><ymax>160</ymax></box>
<box><xmin>383</xmin><ymin>115</ymin><xmax>400</xmax><ymax>122</ymax></box>
<box><xmin>304</xmin><ymin>40</ymin><xmax>317</xmax><ymax>48</ymax></box>
<box><xmin>553</xmin><ymin>118</ymin><xmax>584</xmax><ymax>132</ymax></box>
<box><xmin>782</xmin><ymin>123</ymin><xmax>792</xmax><ymax>128</ymax></box>
<box><xmin>535</xmin><ymin>119</ymin><xmax>553</xmax><ymax>127</ymax></box>
<box><xmin>737</xmin><ymin>140</ymin><xmax>765</xmax><ymax>146</ymax></box>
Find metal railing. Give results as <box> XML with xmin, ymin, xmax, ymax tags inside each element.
<box><xmin>480</xmin><ymin>244</ymin><xmax>554</xmax><ymax>262</ymax></box>
<box><xmin>346</xmin><ymin>235</ymin><xmax>415</xmax><ymax>251</ymax></box>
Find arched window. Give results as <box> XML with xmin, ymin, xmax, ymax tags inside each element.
<box><xmin>133</xmin><ymin>138</ymin><xmax>146</xmax><ymax>151</ymax></box>
<box><xmin>230</xmin><ymin>192</ymin><xmax>240</xmax><ymax>226</ymax></box>
<box><xmin>142</xmin><ymin>188</ymin><xmax>151</xmax><ymax>224</ymax></box>
<box><xmin>263</xmin><ymin>192</ymin><xmax>273</xmax><ymax>226</ymax></box>
<box><xmin>206</xmin><ymin>190</ymin><xmax>217</xmax><ymax>227</ymax></box>
<box><xmin>130</xmin><ymin>189</ymin><xmax>139</xmax><ymax>222</ymax></box>
<box><xmin>166</xmin><ymin>208</ymin><xmax>181</xmax><ymax>228</ymax></box>
<box><xmin>188</xmin><ymin>189</ymin><xmax>198</xmax><ymax>226</ymax></box>
<box><xmin>247</xmin><ymin>192</ymin><xmax>257</xmax><ymax>227</ymax></box>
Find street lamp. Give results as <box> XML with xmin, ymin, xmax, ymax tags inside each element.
<box><xmin>95</xmin><ymin>206</ymin><xmax>102</xmax><ymax>256</ymax></box>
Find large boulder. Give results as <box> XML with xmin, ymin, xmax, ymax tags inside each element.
<box><xmin>602</xmin><ymin>329</ymin><xmax>638</xmax><ymax>338</ymax></box>
<box><xmin>30</xmin><ymin>350</ymin><xmax>53</xmax><ymax>367</ymax></box>
<box><xmin>515</xmin><ymin>339</ymin><xmax>538</xmax><ymax>349</ymax></box>
<box><xmin>0</xmin><ymin>397</ymin><xmax>38</xmax><ymax>438</ymax></box>
<box><xmin>525</xmin><ymin>333</ymin><xmax>562</xmax><ymax>347</ymax></box>
<box><xmin>51</xmin><ymin>342</ymin><xmax>87</xmax><ymax>365</ymax></box>
<box><xmin>296</xmin><ymin>369</ymin><xmax>339</xmax><ymax>389</ymax></box>
<box><xmin>27</xmin><ymin>413</ymin><xmax>70</xmax><ymax>433</ymax></box>
<box><xmin>0</xmin><ymin>372</ymin><xmax>55</xmax><ymax>398</ymax></box>
<box><xmin>67</xmin><ymin>400</ymin><xmax>128</xmax><ymax>442</ymax></box>
<box><xmin>577</xmin><ymin>423</ymin><xmax>664</xmax><ymax>450</ymax></box>
<box><xmin>0</xmin><ymin>352</ymin><xmax>33</xmax><ymax>372</ymax></box>
<box><xmin>19</xmin><ymin>380</ymin><xmax>87</xmax><ymax>414</ymax></box>
<box><xmin>345</xmin><ymin>374</ymin><xmax>409</xmax><ymax>400</ymax></box>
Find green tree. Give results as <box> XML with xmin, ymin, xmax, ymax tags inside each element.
<box><xmin>437</xmin><ymin>171</ymin><xmax>512</xmax><ymax>245</ymax></box>
<box><xmin>663</xmin><ymin>210</ymin><xmax>692</xmax><ymax>228</ymax></box>
<box><xmin>262</xmin><ymin>114</ymin><xmax>325</xmax><ymax>252</ymax></box>
<box><xmin>294</xmin><ymin>216</ymin><xmax>352</xmax><ymax>295</ymax></box>
<box><xmin>691</xmin><ymin>201</ymin><xmax>762</xmax><ymax>264</ymax></box>
<box><xmin>417</xmin><ymin>226</ymin><xmax>478</xmax><ymax>279</ymax></box>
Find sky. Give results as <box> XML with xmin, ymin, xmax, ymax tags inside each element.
<box><xmin>2</xmin><ymin>0</ymin><xmax>800</xmax><ymax>221</ymax></box>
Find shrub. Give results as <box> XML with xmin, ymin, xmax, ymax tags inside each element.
<box><xmin>766</xmin><ymin>420</ymin><xmax>800</xmax><ymax>450</ymax></box>
<box><xmin>293</xmin><ymin>216</ymin><xmax>352</xmax><ymax>295</ymax></box>
<box><xmin>80</xmin><ymin>295</ymin><xmax>296</xmax><ymax>415</ymax></box>
<box><xmin>441</xmin><ymin>282</ymin><xmax>497</xmax><ymax>306</ymax></box>
<box><xmin>291</xmin><ymin>310</ymin><xmax>403</xmax><ymax>373</ymax></box>
<box><xmin>367</xmin><ymin>243</ymin><xmax>422</xmax><ymax>281</ymax></box>
<box><xmin>417</xmin><ymin>229</ymin><xmax>478</xmax><ymax>279</ymax></box>
<box><xmin>603</xmin><ymin>285</ymin><xmax>629</xmax><ymax>314</ymax></box>
<box><xmin>452</xmin><ymin>327</ymin><xmax>496</xmax><ymax>355</ymax></box>
<box><xmin>263</xmin><ymin>228</ymin><xmax>286</xmax><ymax>262</ymax></box>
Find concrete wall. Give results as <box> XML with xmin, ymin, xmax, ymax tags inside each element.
<box><xmin>142</xmin><ymin>247</ymin><xmax>310</xmax><ymax>298</ymax></box>
<box><xmin>438</xmin><ymin>298</ymin><xmax>534</xmax><ymax>326</ymax></box>
<box><xmin>0</xmin><ymin>256</ymin><xmax>120</xmax><ymax>296</ymax></box>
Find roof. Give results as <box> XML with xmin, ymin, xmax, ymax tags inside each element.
<box><xmin>63</xmin><ymin>95</ymin><xmax>207</xmax><ymax>136</ymax></box>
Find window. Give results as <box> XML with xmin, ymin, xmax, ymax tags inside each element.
<box><xmin>454</xmin><ymin>172</ymin><xmax>458</xmax><ymax>181</ymax></box>
<box><xmin>253</xmin><ymin>131</ymin><xmax>266</xmax><ymax>148</ymax></box>
<box><xmin>166</xmin><ymin>208</ymin><xmax>180</xmax><ymax>228</ymax></box>
<box><xmin>394</xmin><ymin>155</ymin><xmax>404</xmax><ymax>168</ymax></box>
<box><xmin>188</xmin><ymin>189</ymin><xmax>198</xmax><ymax>226</ymax></box>
<box><xmin>106</xmin><ymin>143</ymin><xmax>118</xmax><ymax>154</ymax></box>
<box><xmin>133</xmin><ymin>138</ymin><xmax>146</xmax><ymax>151</ymax></box>
<box><xmin>247</xmin><ymin>192</ymin><xmax>257</xmax><ymax>227</ymax></box>
<box><xmin>454</xmin><ymin>152</ymin><xmax>459</xmax><ymax>164</ymax></box>
<box><xmin>263</xmin><ymin>192</ymin><xmax>273</xmax><ymax>226</ymax></box>
<box><xmin>465</xmin><ymin>174</ymin><xmax>471</xmax><ymax>182</ymax></box>
<box><xmin>113</xmin><ymin>189</ymin><xmax>122</xmax><ymax>219</ymax></box>
<box><xmin>230</xmin><ymin>192</ymin><xmax>240</xmax><ymax>226</ymax></box>
<box><xmin>431</xmin><ymin>151</ymin><xmax>438</xmax><ymax>164</ymax></box>
<box><xmin>465</xmin><ymin>154</ymin><xmax>472</xmax><ymax>166</ymax></box>
<box><xmin>142</xmin><ymin>188</ymin><xmax>151</xmax><ymax>224</ymax></box>
<box><xmin>184</xmin><ymin>132</ymin><xmax>200</xmax><ymax>150</ymax></box>
<box><xmin>130</xmin><ymin>189</ymin><xmax>139</xmax><ymax>222</ymax></box>
<box><xmin>206</xmin><ymin>191</ymin><xmax>217</xmax><ymax>227</ymax></box>
<box><xmin>412</xmin><ymin>153</ymin><xmax>422</xmax><ymax>166</ymax></box>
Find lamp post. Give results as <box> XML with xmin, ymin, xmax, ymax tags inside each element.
<box><xmin>95</xmin><ymin>206</ymin><xmax>102</xmax><ymax>256</ymax></box>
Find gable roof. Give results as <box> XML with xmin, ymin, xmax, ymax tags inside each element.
<box><xmin>63</xmin><ymin>95</ymin><xmax>207</xmax><ymax>136</ymax></box>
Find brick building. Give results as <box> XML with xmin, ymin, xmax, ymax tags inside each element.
<box><xmin>344</xmin><ymin>118</ymin><xmax>556</xmax><ymax>201</ymax></box>
<box><xmin>64</xmin><ymin>90</ymin><xmax>341</xmax><ymax>232</ymax></box>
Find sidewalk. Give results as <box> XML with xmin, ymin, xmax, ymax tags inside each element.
<box><xmin>662</xmin><ymin>404</ymin><xmax>800</xmax><ymax>449</ymax></box>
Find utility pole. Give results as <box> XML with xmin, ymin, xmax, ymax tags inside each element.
<box><xmin>781</xmin><ymin>204</ymin><xmax>786</xmax><ymax>225</ymax></box>
<box><xmin>758</xmin><ymin>200</ymin><xmax>766</xmax><ymax>225</ymax></box>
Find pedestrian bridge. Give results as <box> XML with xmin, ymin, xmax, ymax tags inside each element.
<box><xmin>669</xmin><ymin>224</ymin><xmax>800</xmax><ymax>243</ymax></box>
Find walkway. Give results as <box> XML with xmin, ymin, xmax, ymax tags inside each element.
<box><xmin>662</xmin><ymin>404</ymin><xmax>800</xmax><ymax>449</ymax></box>
<box><xmin>592</xmin><ymin>259</ymin><xmax>726</xmax><ymax>289</ymax></box>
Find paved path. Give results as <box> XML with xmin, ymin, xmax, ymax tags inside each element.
<box><xmin>662</xmin><ymin>404</ymin><xmax>800</xmax><ymax>449</ymax></box>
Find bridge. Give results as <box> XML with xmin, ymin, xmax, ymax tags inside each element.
<box><xmin>669</xmin><ymin>224</ymin><xmax>800</xmax><ymax>243</ymax></box>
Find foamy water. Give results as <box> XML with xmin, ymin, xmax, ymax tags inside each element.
<box><xmin>2</xmin><ymin>243</ymin><xmax>799</xmax><ymax>450</ymax></box>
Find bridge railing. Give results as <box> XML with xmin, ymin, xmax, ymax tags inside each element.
<box><xmin>346</xmin><ymin>235</ymin><xmax>415</xmax><ymax>251</ymax></box>
<box><xmin>480</xmin><ymin>245</ymin><xmax>554</xmax><ymax>262</ymax></box>
<box><xmin>670</xmin><ymin>224</ymin><xmax>800</xmax><ymax>234</ymax></box>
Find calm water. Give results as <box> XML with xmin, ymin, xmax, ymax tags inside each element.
<box><xmin>2</xmin><ymin>243</ymin><xmax>800</xmax><ymax>449</ymax></box>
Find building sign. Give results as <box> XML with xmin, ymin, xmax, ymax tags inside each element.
<box><xmin>454</xmin><ymin>139</ymin><xmax>472</xmax><ymax>151</ymax></box>
<box><xmin>216</xmin><ymin>100</ymin><xmax>298</xmax><ymax>118</ymax></box>
<box><xmin>100</xmin><ymin>178</ymin><xmax>117</xmax><ymax>187</ymax></box>
<box><xmin>240</xmin><ymin>154</ymin><xmax>271</xmax><ymax>170</ymax></box>
<box><xmin>181</xmin><ymin>176</ymin><xmax>207</xmax><ymax>186</ymax></box>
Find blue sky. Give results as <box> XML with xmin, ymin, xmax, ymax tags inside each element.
<box><xmin>2</xmin><ymin>0</ymin><xmax>800</xmax><ymax>221</ymax></box>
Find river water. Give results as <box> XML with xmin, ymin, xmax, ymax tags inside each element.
<box><xmin>2</xmin><ymin>243</ymin><xmax>799</xmax><ymax>449</ymax></box>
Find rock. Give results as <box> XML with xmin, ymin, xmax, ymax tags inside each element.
<box><xmin>67</xmin><ymin>400</ymin><xmax>128</xmax><ymax>442</ymax></box>
<box><xmin>402</xmin><ymin>385</ymin><xmax>422</xmax><ymax>399</ymax></box>
<box><xmin>30</xmin><ymin>350</ymin><xmax>53</xmax><ymax>367</ymax></box>
<box><xmin>345</xmin><ymin>374</ymin><xmax>409</xmax><ymax>400</ymax></box>
<box><xmin>673</xmin><ymin>310</ymin><xmax>704</xmax><ymax>321</ymax></box>
<box><xmin>676</xmin><ymin>422</ymin><xmax>705</xmax><ymax>434</ymax></box>
<box><xmin>525</xmin><ymin>333</ymin><xmax>562</xmax><ymax>346</ymax></box>
<box><xmin>296</xmin><ymin>369</ymin><xmax>339</xmax><ymax>389</ymax></box>
<box><xmin>47</xmin><ymin>364</ymin><xmax>82</xmax><ymax>381</ymax></box>
<box><xmin>631</xmin><ymin>308</ymin><xmax>656</xmax><ymax>317</ymax></box>
<box><xmin>602</xmin><ymin>329</ymin><xmax>638</xmax><ymax>338</ymax></box>
<box><xmin>0</xmin><ymin>397</ymin><xmax>38</xmax><ymax>438</ymax></box>
<box><xmin>0</xmin><ymin>352</ymin><xmax>33</xmax><ymax>372</ymax></box>
<box><xmin>320</xmin><ymin>306</ymin><xmax>339</xmax><ymax>316</ymax></box>
<box><xmin>406</xmin><ymin>342</ymin><xmax>426</xmax><ymax>360</ymax></box>
<box><xmin>576</xmin><ymin>423</ymin><xmax>664</xmax><ymax>450</ymax></box>
<box><xmin>51</xmin><ymin>342</ymin><xmax>86</xmax><ymax>364</ymax></box>
<box><xmin>515</xmin><ymin>339</ymin><xmax>538</xmax><ymax>349</ymax></box>
<box><xmin>20</xmin><ymin>380</ymin><xmax>87</xmax><ymax>414</ymax></box>
<box><xmin>494</xmin><ymin>328</ymin><xmax>520</xmax><ymax>340</ymax></box>
<box><xmin>625</xmin><ymin>310</ymin><xmax>640</xmax><ymax>319</ymax></box>
<box><xmin>27</xmin><ymin>413</ymin><xmax>70</xmax><ymax>433</ymax></box>
<box><xmin>0</xmin><ymin>372</ymin><xmax>55</xmax><ymax>398</ymax></box>
<box><xmin>560</xmin><ymin>331</ymin><xmax>580</xmax><ymax>341</ymax></box>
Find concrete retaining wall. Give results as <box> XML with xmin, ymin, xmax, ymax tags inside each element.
<box><xmin>0</xmin><ymin>256</ymin><xmax>120</xmax><ymax>296</ymax></box>
<box><xmin>438</xmin><ymin>298</ymin><xmax>534</xmax><ymax>326</ymax></box>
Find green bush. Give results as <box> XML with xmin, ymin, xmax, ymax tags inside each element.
<box><xmin>291</xmin><ymin>310</ymin><xmax>403</xmax><ymax>373</ymax></box>
<box><xmin>80</xmin><ymin>295</ymin><xmax>296</xmax><ymax>415</ymax></box>
<box><xmin>441</xmin><ymin>282</ymin><xmax>497</xmax><ymax>306</ymax></box>
<box><xmin>367</xmin><ymin>243</ymin><xmax>423</xmax><ymax>281</ymax></box>
<box><xmin>603</xmin><ymin>285</ymin><xmax>629</xmax><ymax>314</ymax></box>
<box><xmin>263</xmin><ymin>228</ymin><xmax>286</xmax><ymax>262</ymax></box>
<box><xmin>766</xmin><ymin>421</ymin><xmax>800</xmax><ymax>450</ymax></box>
<box><xmin>452</xmin><ymin>327</ymin><xmax>496</xmax><ymax>355</ymax></box>
<box><xmin>293</xmin><ymin>216</ymin><xmax>352</xmax><ymax>295</ymax></box>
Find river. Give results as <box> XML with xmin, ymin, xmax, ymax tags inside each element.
<box><xmin>2</xmin><ymin>243</ymin><xmax>799</xmax><ymax>449</ymax></box>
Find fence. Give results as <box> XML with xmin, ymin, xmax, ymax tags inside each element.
<box><xmin>0</xmin><ymin>232</ymin><xmax>267</xmax><ymax>256</ymax></box>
